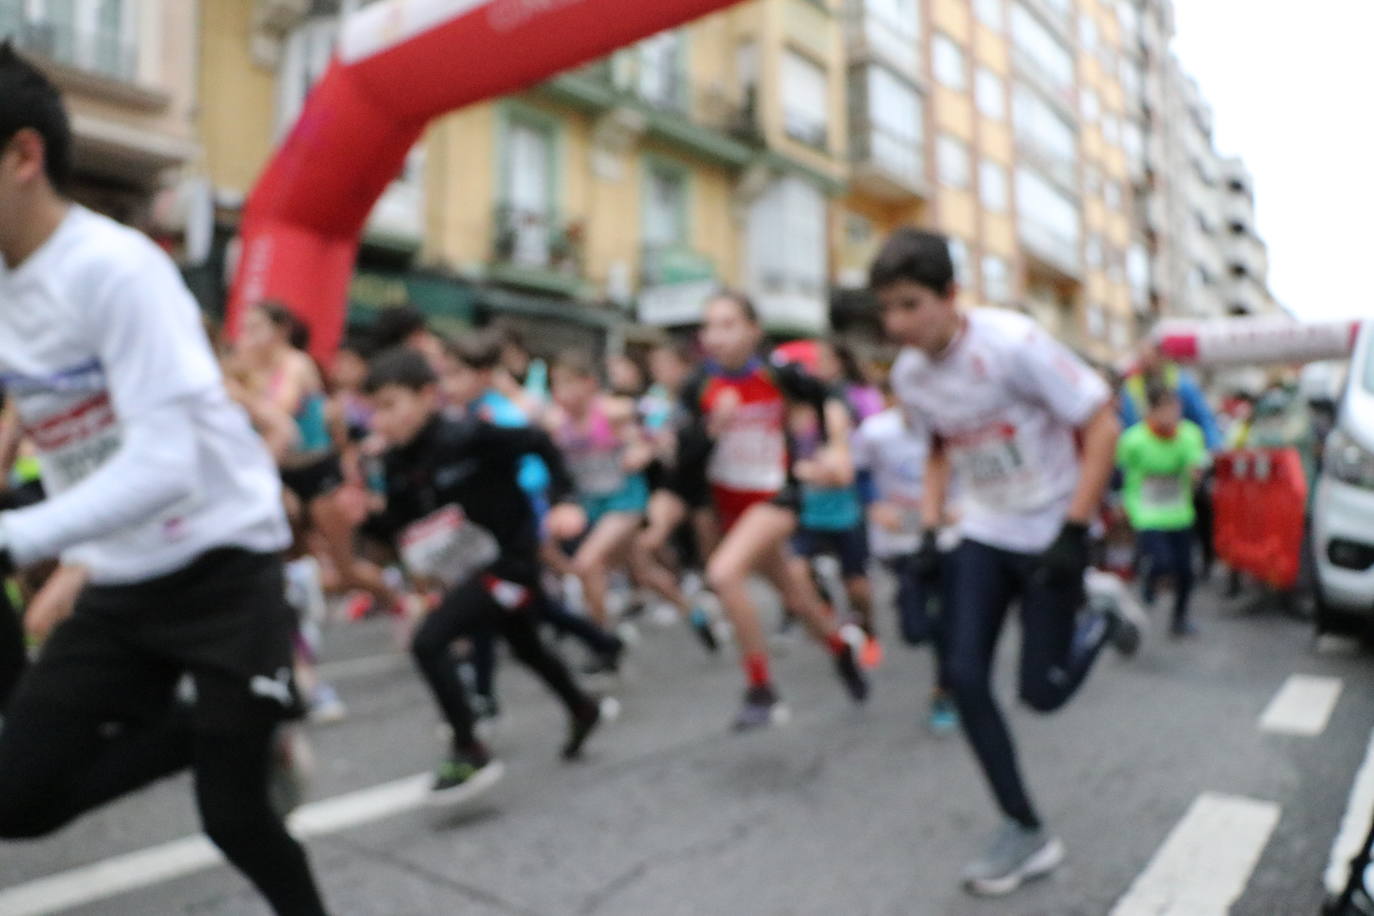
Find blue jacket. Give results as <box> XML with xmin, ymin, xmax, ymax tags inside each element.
<box><xmin>1118</xmin><ymin>367</ymin><xmax>1222</xmax><ymax>451</ymax></box>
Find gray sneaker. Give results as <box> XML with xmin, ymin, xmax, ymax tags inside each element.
<box><xmin>961</xmin><ymin>820</ymin><xmax>1065</xmax><ymax>897</ymax></box>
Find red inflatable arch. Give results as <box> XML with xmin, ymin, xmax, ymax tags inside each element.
<box><xmin>227</xmin><ymin>0</ymin><xmax>746</xmax><ymax>363</ymax></box>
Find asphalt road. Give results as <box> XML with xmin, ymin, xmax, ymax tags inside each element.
<box><xmin>1</xmin><ymin>573</ymin><xmax>1370</xmax><ymax>916</ymax></box>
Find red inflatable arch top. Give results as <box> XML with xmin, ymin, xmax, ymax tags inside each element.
<box><xmin>227</xmin><ymin>0</ymin><xmax>747</xmax><ymax>363</ymax></box>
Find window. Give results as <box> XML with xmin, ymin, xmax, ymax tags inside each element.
<box><xmin>746</xmin><ymin>176</ymin><xmax>828</xmax><ymax>316</ymax></box>
<box><xmin>975</xmin><ymin>67</ymin><xmax>1006</xmax><ymax>119</ymax></box>
<box><xmin>782</xmin><ymin>50</ymin><xmax>830</xmax><ymax>148</ymax></box>
<box><xmin>937</xmin><ymin>134</ymin><xmax>972</xmax><ymax>189</ymax></box>
<box><xmin>1120</xmin><ymin>61</ymin><xmax>1142</xmax><ymax>104</ymax></box>
<box><xmin>1078</xmin><ymin>14</ymin><xmax>1097</xmax><ymax>55</ymax></box>
<box><xmin>1127</xmin><ymin>243</ymin><xmax>1150</xmax><ymax>295</ymax></box>
<box><xmin>862</xmin><ymin>0</ymin><xmax>921</xmax><ymax>70</ymax></box>
<box><xmin>974</xmin><ymin>0</ymin><xmax>1006</xmax><ymax>30</ymax></box>
<box><xmin>636</xmin><ymin>30</ymin><xmax>685</xmax><ymax>112</ymax></box>
<box><xmin>859</xmin><ymin>64</ymin><xmax>924</xmax><ymax>184</ymax></box>
<box><xmin>932</xmin><ymin>33</ymin><xmax>967</xmax><ymax>90</ymax></box>
<box><xmin>643</xmin><ymin>162</ymin><xmax>688</xmax><ymax>251</ymax></box>
<box><xmin>1012</xmin><ymin>82</ymin><xmax>1078</xmax><ymax>187</ymax></box>
<box><xmin>6</xmin><ymin>0</ymin><xmax>137</xmax><ymax>81</ymax></box>
<box><xmin>1086</xmin><ymin>303</ymin><xmax>1106</xmax><ymax>339</ymax></box>
<box><xmin>948</xmin><ymin>238</ymin><xmax>973</xmax><ymax>286</ymax></box>
<box><xmin>1110</xmin><ymin>313</ymin><xmax>1131</xmax><ymax>350</ymax></box>
<box><xmin>1010</xmin><ymin>3</ymin><xmax>1074</xmax><ymax>102</ymax></box>
<box><xmin>1080</xmin><ymin>87</ymin><xmax>1099</xmax><ymax>122</ymax></box>
<box><xmin>1101</xmin><ymin>112</ymin><xmax>1121</xmax><ymax>146</ymax></box>
<box><xmin>1104</xmin><ymin>179</ymin><xmax>1123</xmax><ymax>211</ymax></box>
<box><xmin>1122</xmin><ymin>119</ymin><xmax>1143</xmax><ymax>168</ymax></box>
<box><xmin>277</xmin><ymin>17</ymin><xmax>337</xmax><ymax>136</ymax></box>
<box><xmin>503</xmin><ymin>116</ymin><xmax>556</xmax><ymax>267</ymax></box>
<box><xmin>979</xmin><ymin>159</ymin><xmax>1008</xmax><ymax>211</ymax></box>
<box><xmin>982</xmin><ymin>254</ymin><xmax>1011</xmax><ymax>302</ymax></box>
<box><xmin>1016</xmin><ymin>165</ymin><xmax>1080</xmax><ymax>267</ymax></box>
<box><xmin>1085</xmin><ymin>234</ymin><xmax>1104</xmax><ymax>269</ymax></box>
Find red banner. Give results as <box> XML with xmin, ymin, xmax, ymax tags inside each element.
<box><xmin>228</xmin><ymin>0</ymin><xmax>747</xmax><ymax>363</ymax></box>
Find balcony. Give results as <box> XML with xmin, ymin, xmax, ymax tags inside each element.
<box><xmin>1225</xmin><ymin>230</ymin><xmax>1269</xmax><ymax>282</ymax></box>
<box><xmin>2</xmin><ymin>13</ymin><xmax>137</xmax><ymax>84</ymax></box>
<box><xmin>541</xmin><ymin>58</ymin><xmax>762</xmax><ymax>168</ymax></box>
<box><xmin>490</xmin><ymin>204</ymin><xmax>586</xmax><ymax>296</ymax></box>
<box><xmin>1020</xmin><ymin>218</ymin><xmax>1081</xmax><ymax>279</ymax></box>
<box><xmin>844</xmin><ymin>0</ymin><xmax>921</xmax><ymax>82</ymax></box>
<box><xmin>851</xmin><ymin>117</ymin><xmax>926</xmax><ymax>201</ymax></box>
<box><xmin>638</xmin><ymin>246</ymin><xmax>719</xmax><ymax>326</ymax></box>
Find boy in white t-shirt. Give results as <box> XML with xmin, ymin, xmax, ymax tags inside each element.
<box><xmin>0</xmin><ymin>45</ymin><xmax>325</xmax><ymax>914</ymax></box>
<box><xmin>873</xmin><ymin>227</ymin><xmax>1138</xmax><ymax>897</ymax></box>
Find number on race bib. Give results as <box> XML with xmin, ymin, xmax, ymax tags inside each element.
<box><xmin>399</xmin><ymin>505</ymin><xmax>500</xmax><ymax>588</ymax></box>
<box><xmin>1141</xmin><ymin>474</ymin><xmax>1185</xmax><ymax>510</ymax></box>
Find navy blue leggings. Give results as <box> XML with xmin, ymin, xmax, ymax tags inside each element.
<box><xmin>1138</xmin><ymin>528</ymin><xmax>1195</xmax><ymax>624</ymax></box>
<box><xmin>884</xmin><ymin>554</ymin><xmax>950</xmax><ymax>692</ymax></box>
<box><xmin>944</xmin><ymin>539</ymin><xmax>1113</xmax><ymax>828</ymax></box>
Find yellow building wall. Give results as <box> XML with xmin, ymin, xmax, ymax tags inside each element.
<box><xmin>973</xmin><ymin>25</ymin><xmax>1008</xmax><ymax>72</ymax></box>
<box><xmin>423</xmin><ymin>104</ymin><xmax>498</xmax><ymax>271</ymax></box>
<box><xmin>980</xmin><ymin>119</ymin><xmax>1013</xmax><ymax>164</ymax></box>
<box><xmin>931</xmin><ymin>0</ymin><xmax>973</xmax><ymax>43</ymax></box>
<box><xmin>934</xmin><ymin>87</ymin><xmax>975</xmax><ymax>141</ymax></box>
<box><xmin>937</xmin><ymin>188</ymin><xmax>978</xmax><ymax>239</ymax></box>
<box><xmin>982</xmin><ymin>212</ymin><xmax>1015</xmax><ymax>256</ymax></box>
<box><xmin>196</xmin><ymin>0</ymin><xmax>277</xmax><ymax>194</ymax></box>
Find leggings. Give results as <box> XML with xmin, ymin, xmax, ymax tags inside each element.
<box><xmin>0</xmin><ymin>680</ymin><xmax>325</xmax><ymax>915</ymax></box>
<box><xmin>412</xmin><ymin>571</ymin><xmax>592</xmax><ymax>749</ymax></box>
<box><xmin>883</xmin><ymin>554</ymin><xmax>950</xmax><ymax>693</ymax></box>
<box><xmin>944</xmin><ymin>539</ymin><xmax>1114</xmax><ymax>829</ymax></box>
<box><xmin>0</xmin><ymin>587</ymin><xmax>25</xmax><ymax>711</ymax></box>
<box><xmin>471</xmin><ymin>595</ymin><xmax>620</xmax><ymax>701</ymax></box>
<box><xmin>1139</xmin><ymin>528</ymin><xmax>1195</xmax><ymax>625</ymax></box>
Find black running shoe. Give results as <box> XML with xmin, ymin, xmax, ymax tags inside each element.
<box><xmin>834</xmin><ymin>642</ymin><xmax>870</xmax><ymax>703</ymax></box>
<box><xmin>429</xmin><ymin>745</ymin><xmax>504</xmax><ymax>806</ymax></box>
<box><xmin>732</xmin><ymin>684</ymin><xmax>790</xmax><ymax>731</ymax></box>
<box><xmin>562</xmin><ymin>697</ymin><xmax>619</xmax><ymax>760</ymax></box>
<box><xmin>580</xmin><ymin>641</ymin><xmax>624</xmax><ymax>677</ymax></box>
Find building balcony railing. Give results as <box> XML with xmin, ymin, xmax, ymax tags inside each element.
<box><xmin>2</xmin><ymin>12</ymin><xmax>137</xmax><ymax>83</ymax></box>
<box><xmin>491</xmin><ymin>203</ymin><xmax>586</xmax><ymax>292</ymax></box>
<box><xmin>850</xmin><ymin>116</ymin><xmax>926</xmax><ymax>201</ymax></box>
<box><xmin>1019</xmin><ymin>218</ymin><xmax>1081</xmax><ymax>279</ymax></box>
<box><xmin>844</xmin><ymin>1</ymin><xmax>921</xmax><ymax>81</ymax></box>
<box><xmin>542</xmin><ymin>58</ymin><xmax>762</xmax><ymax>167</ymax></box>
<box><xmin>1009</xmin><ymin>46</ymin><xmax>1078</xmax><ymax>121</ymax></box>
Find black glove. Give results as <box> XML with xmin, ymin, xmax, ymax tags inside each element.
<box><xmin>1035</xmin><ymin>522</ymin><xmax>1090</xmax><ymax>589</ymax></box>
<box><xmin>911</xmin><ymin>531</ymin><xmax>942</xmax><ymax>586</ymax></box>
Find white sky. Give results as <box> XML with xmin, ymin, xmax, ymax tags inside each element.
<box><xmin>1171</xmin><ymin>2</ymin><xmax>1374</xmax><ymax>323</ymax></box>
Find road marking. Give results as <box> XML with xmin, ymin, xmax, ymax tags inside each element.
<box><xmin>0</xmin><ymin>774</ymin><xmax>432</xmax><ymax>916</ymax></box>
<box><xmin>1315</xmin><ymin>634</ymin><xmax>1363</xmax><ymax>657</ymax></box>
<box><xmin>1259</xmin><ymin>674</ymin><xmax>1343</xmax><ymax>736</ymax></box>
<box><xmin>1325</xmin><ymin>729</ymin><xmax>1374</xmax><ymax>894</ymax></box>
<box><xmin>1111</xmin><ymin>792</ymin><xmax>1280</xmax><ymax>916</ymax></box>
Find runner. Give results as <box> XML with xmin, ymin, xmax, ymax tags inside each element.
<box><xmin>360</xmin><ymin>347</ymin><xmax>612</xmax><ymax>801</ymax></box>
<box><xmin>873</xmin><ymin>228</ymin><xmax>1138</xmax><ymax>896</ymax></box>
<box><xmin>854</xmin><ymin>390</ymin><xmax>959</xmax><ymax>734</ymax></box>
<box><xmin>664</xmin><ymin>291</ymin><xmax>870</xmax><ymax>729</ymax></box>
<box><xmin>1116</xmin><ymin>384</ymin><xmax>1209</xmax><ymax>637</ymax></box>
<box><xmin>0</xmin><ymin>44</ymin><xmax>326</xmax><ymax>913</ymax></box>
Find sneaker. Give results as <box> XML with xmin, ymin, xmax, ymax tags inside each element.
<box><xmin>833</xmin><ymin>640</ymin><xmax>871</xmax><ymax>704</ymax></box>
<box><xmin>563</xmin><ymin>696</ymin><xmax>619</xmax><ymax>760</ymax></box>
<box><xmin>1170</xmin><ymin>618</ymin><xmax>1200</xmax><ymax>638</ymax></box>
<box><xmin>268</xmin><ymin>725</ymin><xmax>315</xmax><ymax>820</ymax></box>
<box><xmin>732</xmin><ymin>684</ymin><xmax>791</xmax><ymax>731</ymax></box>
<box><xmin>307</xmin><ymin>683</ymin><xmax>348</xmax><ymax>725</ymax></box>
<box><xmin>581</xmin><ymin>641</ymin><xmax>624</xmax><ymax>678</ymax></box>
<box><xmin>1105</xmin><ymin>607</ymin><xmax>1142</xmax><ymax>657</ymax></box>
<box><xmin>428</xmin><ymin>746</ymin><xmax>505</xmax><ymax>806</ymax></box>
<box><xmin>472</xmin><ymin>694</ymin><xmax>503</xmax><ymax>743</ymax></box>
<box><xmin>927</xmin><ymin>694</ymin><xmax>960</xmax><ymax>736</ymax></box>
<box><xmin>859</xmin><ymin>635</ymin><xmax>884</xmax><ymax>670</ymax></box>
<box><xmin>962</xmin><ymin>820</ymin><xmax>1066</xmax><ymax>897</ymax></box>
<box><xmin>689</xmin><ymin>606</ymin><xmax>720</xmax><ymax>654</ymax></box>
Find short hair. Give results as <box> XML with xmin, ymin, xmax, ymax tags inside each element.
<box><xmin>651</xmin><ymin>339</ymin><xmax>695</xmax><ymax>365</ymax></box>
<box><xmin>364</xmin><ymin>347</ymin><xmax>438</xmax><ymax>394</ymax></box>
<box><xmin>494</xmin><ymin>322</ymin><xmax>527</xmax><ymax>355</ymax></box>
<box><xmin>446</xmin><ymin>329</ymin><xmax>504</xmax><ymax>371</ymax></box>
<box><xmin>370</xmin><ymin>306</ymin><xmax>429</xmax><ymax>351</ymax></box>
<box><xmin>1145</xmin><ymin>383</ymin><xmax>1179</xmax><ymax>411</ymax></box>
<box><xmin>868</xmin><ymin>228</ymin><xmax>955</xmax><ymax>296</ymax></box>
<box><xmin>707</xmin><ymin>289</ymin><xmax>760</xmax><ymax>324</ymax></box>
<box><xmin>551</xmin><ymin>351</ymin><xmax>598</xmax><ymax>380</ymax></box>
<box><xmin>0</xmin><ymin>42</ymin><xmax>72</xmax><ymax>192</ymax></box>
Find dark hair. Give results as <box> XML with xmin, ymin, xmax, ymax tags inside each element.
<box><xmin>0</xmin><ymin>42</ymin><xmax>72</xmax><ymax>192</ymax></box>
<box><xmin>651</xmin><ymin>339</ymin><xmax>695</xmax><ymax>365</ymax></box>
<box><xmin>868</xmin><ymin>228</ymin><xmax>955</xmax><ymax>296</ymax></box>
<box><xmin>446</xmin><ymin>329</ymin><xmax>504</xmax><ymax>371</ymax></box>
<box><xmin>707</xmin><ymin>289</ymin><xmax>760</xmax><ymax>324</ymax></box>
<box><xmin>552</xmin><ymin>351</ymin><xmax>599</xmax><ymax>380</ymax></box>
<box><xmin>494</xmin><ymin>322</ymin><xmax>527</xmax><ymax>355</ymax></box>
<box><xmin>1145</xmin><ymin>383</ymin><xmax>1179</xmax><ymax>411</ymax></box>
<box><xmin>370</xmin><ymin>306</ymin><xmax>429</xmax><ymax>352</ymax></box>
<box><xmin>255</xmin><ymin>301</ymin><xmax>311</xmax><ymax>351</ymax></box>
<box><xmin>364</xmin><ymin>347</ymin><xmax>438</xmax><ymax>394</ymax></box>
<box><xmin>337</xmin><ymin>329</ymin><xmax>375</xmax><ymax>360</ymax></box>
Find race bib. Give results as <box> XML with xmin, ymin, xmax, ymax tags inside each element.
<box><xmin>708</xmin><ymin>421</ymin><xmax>786</xmax><ymax>492</ymax></box>
<box><xmin>399</xmin><ymin>505</ymin><xmax>499</xmax><ymax>588</ymax></box>
<box><xmin>570</xmin><ymin>451</ymin><xmax>625</xmax><ymax>496</ymax></box>
<box><xmin>27</xmin><ymin>392</ymin><xmax>123</xmax><ymax>493</ymax></box>
<box><xmin>949</xmin><ymin>424</ymin><xmax>1048</xmax><ymax>513</ymax></box>
<box><xmin>1141</xmin><ymin>474</ymin><xmax>1185</xmax><ymax>510</ymax></box>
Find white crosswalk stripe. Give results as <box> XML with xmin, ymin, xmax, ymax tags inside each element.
<box><xmin>1259</xmin><ymin>673</ymin><xmax>1343</xmax><ymax>736</ymax></box>
<box><xmin>1325</xmin><ymin>728</ymin><xmax>1374</xmax><ymax>895</ymax></box>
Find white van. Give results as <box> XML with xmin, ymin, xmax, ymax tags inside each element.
<box><xmin>1313</xmin><ymin>321</ymin><xmax>1374</xmax><ymax>635</ymax></box>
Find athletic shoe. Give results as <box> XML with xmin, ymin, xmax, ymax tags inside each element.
<box><xmin>928</xmin><ymin>694</ymin><xmax>960</xmax><ymax>736</ymax></box>
<box><xmin>1105</xmin><ymin>607</ymin><xmax>1142</xmax><ymax>657</ymax></box>
<box><xmin>429</xmin><ymin>747</ymin><xmax>505</xmax><ymax>806</ymax></box>
<box><xmin>833</xmin><ymin>640</ymin><xmax>871</xmax><ymax>703</ymax></box>
<box><xmin>859</xmin><ymin>635</ymin><xmax>884</xmax><ymax>670</ymax></box>
<box><xmin>307</xmin><ymin>683</ymin><xmax>348</xmax><ymax>725</ymax></box>
<box><xmin>1170</xmin><ymin>618</ymin><xmax>1200</xmax><ymax>638</ymax></box>
<box><xmin>268</xmin><ymin>725</ymin><xmax>315</xmax><ymax>820</ymax></box>
<box><xmin>1086</xmin><ymin>568</ymin><xmax>1149</xmax><ymax>652</ymax></box>
<box><xmin>563</xmin><ymin>696</ymin><xmax>619</xmax><ymax>760</ymax></box>
<box><xmin>581</xmin><ymin>642</ymin><xmax>624</xmax><ymax>678</ymax></box>
<box><xmin>961</xmin><ymin>820</ymin><xmax>1065</xmax><ymax>897</ymax></box>
<box><xmin>732</xmin><ymin>684</ymin><xmax>791</xmax><ymax>731</ymax></box>
<box><xmin>689</xmin><ymin>606</ymin><xmax>720</xmax><ymax>654</ymax></box>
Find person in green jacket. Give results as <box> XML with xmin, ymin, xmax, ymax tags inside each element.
<box><xmin>1117</xmin><ymin>385</ymin><xmax>1210</xmax><ymax>637</ymax></box>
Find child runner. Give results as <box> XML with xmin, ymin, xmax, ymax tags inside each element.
<box><xmin>1117</xmin><ymin>384</ymin><xmax>1208</xmax><ymax>636</ymax></box>
<box><xmin>874</xmin><ymin>228</ymin><xmax>1139</xmax><ymax>896</ymax></box>
<box><xmin>361</xmin><ymin>348</ymin><xmax>611</xmax><ymax>802</ymax></box>
<box><xmin>664</xmin><ymin>291</ymin><xmax>870</xmax><ymax>729</ymax></box>
<box><xmin>854</xmin><ymin>392</ymin><xmax>959</xmax><ymax>734</ymax></box>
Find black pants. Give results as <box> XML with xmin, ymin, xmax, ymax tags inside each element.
<box><xmin>1139</xmin><ymin>528</ymin><xmax>1195</xmax><ymax>625</ymax></box>
<box><xmin>1194</xmin><ymin>477</ymin><xmax>1215</xmax><ymax>578</ymax></box>
<box><xmin>412</xmin><ymin>570</ymin><xmax>592</xmax><ymax>750</ymax></box>
<box><xmin>0</xmin><ymin>586</ymin><xmax>25</xmax><ymax>711</ymax></box>
<box><xmin>470</xmin><ymin>594</ymin><xmax>620</xmax><ymax>701</ymax></box>
<box><xmin>0</xmin><ymin>550</ymin><xmax>326</xmax><ymax>916</ymax></box>
<box><xmin>884</xmin><ymin>554</ymin><xmax>951</xmax><ymax>693</ymax></box>
<box><xmin>944</xmin><ymin>539</ymin><xmax>1113</xmax><ymax>829</ymax></box>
